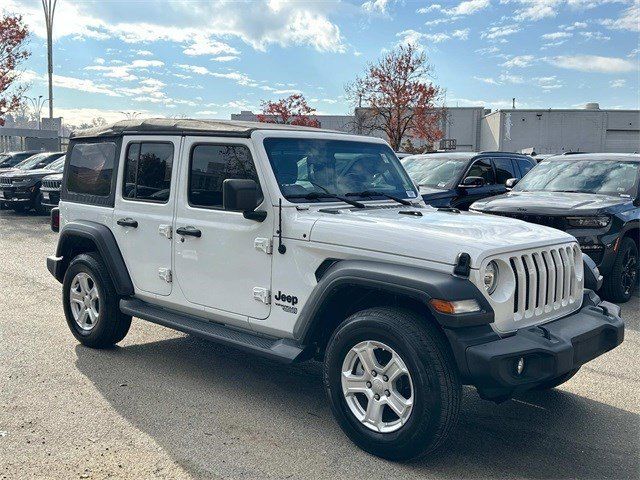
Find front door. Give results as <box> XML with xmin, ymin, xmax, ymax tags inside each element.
<box><xmin>173</xmin><ymin>138</ymin><xmax>273</xmax><ymax>319</ymax></box>
<box><xmin>112</xmin><ymin>136</ymin><xmax>180</xmax><ymax>296</ymax></box>
<box><xmin>455</xmin><ymin>157</ymin><xmax>498</xmax><ymax>209</ymax></box>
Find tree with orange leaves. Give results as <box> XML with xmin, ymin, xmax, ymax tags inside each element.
<box><xmin>0</xmin><ymin>14</ymin><xmax>30</xmax><ymax>126</ymax></box>
<box><xmin>257</xmin><ymin>94</ymin><xmax>320</xmax><ymax>128</ymax></box>
<box><xmin>346</xmin><ymin>44</ymin><xmax>443</xmax><ymax>151</ymax></box>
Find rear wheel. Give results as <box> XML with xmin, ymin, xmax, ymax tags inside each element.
<box><xmin>323</xmin><ymin>307</ymin><xmax>461</xmax><ymax>461</ymax></box>
<box><xmin>62</xmin><ymin>253</ymin><xmax>131</xmax><ymax>348</ymax></box>
<box><xmin>602</xmin><ymin>237</ymin><xmax>638</xmax><ymax>303</ymax></box>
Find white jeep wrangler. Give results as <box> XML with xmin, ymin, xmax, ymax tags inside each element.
<box><xmin>47</xmin><ymin>119</ymin><xmax>624</xmax><ymax>461</ymax></box>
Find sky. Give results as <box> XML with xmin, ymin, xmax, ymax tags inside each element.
<box><xmin>2</xmin><ymin>0</ymin><xmax>639</xmax><ymax>126</ymax></box>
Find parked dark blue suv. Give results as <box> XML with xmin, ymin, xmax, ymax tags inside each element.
<box><xmin>401</xmin><ymin>151</ymin><xmax>536</xmax><ymax>210</ymax></box>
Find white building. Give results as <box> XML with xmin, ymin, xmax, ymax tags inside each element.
<box><xmin>231</xmin><ymin>102</ymin><xmax>640</xmax><ymax>154</ymax></box>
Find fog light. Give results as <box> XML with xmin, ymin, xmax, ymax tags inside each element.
<box><xmin>515</xmin><ymin>357</ymin><xmax>525</xmax><ymax>376</ymax></box>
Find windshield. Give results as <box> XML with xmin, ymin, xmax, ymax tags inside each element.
<box><xmin>47</xmin><ymin>157</ymin><xmax>66</xmax><ymax>172</ymax></box>
<box><xmin>263</xmin><ymin>138</ymin><xmax>418</xmax><ymax>203</ymax></box>
<box><xmin>401</xmin><ymin>156</ymin><xmax>468</xmax><ymax>189</ymax></box>
<box><xmin>15</xmin><ymin>152</ymin><xmax>59</xmax><ymax>170</ymax></box>
<box><xmin>515</xmin><ymin>159</ymin><xmax>640</xmax><ymax>197</ymax></box>
<box><xmin>0</xmin><ymin>152</ymin><xmax>35</xmax><ymax>168</ymax></box>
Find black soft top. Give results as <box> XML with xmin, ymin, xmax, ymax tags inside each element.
<box><xmin>70</xmin><ymin>118</ymin><xmax>343</xmax><ymax>139</ymax></box>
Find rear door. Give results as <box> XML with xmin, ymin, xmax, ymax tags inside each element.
<box><xmin>172</xmin><ymin>137</ymin><xmax>273</xmax><ymax>319</ymax></box>
<box><xmin>112</xmin><ymin>136</ymin><xmax>180</xmax><ymax>296</ymax></box>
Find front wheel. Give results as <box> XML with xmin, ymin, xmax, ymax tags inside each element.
<box><xmin>602</xmin><ymin>237</ymin><xmax>638</xmax><ymax>303</ymax></box>
<box><xmin>323</xmin><ymin>307</ymin><xmax>461</xmax><ymax>461</ymax></box>
<box><xmin>62</xmin><ymin>253</ymin><xmax>131</xmax><ymax>348</ymax></box>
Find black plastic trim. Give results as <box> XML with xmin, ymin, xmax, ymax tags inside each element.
<box><xmin>53</xmin><ymin>221</ymin><xmax>134</xmax><ymax>296</ymax></box>
<box><xmin>295</xmin><ymin>260</ymin><xmax>494</xmax><ymax>342</ymax></box>
<box><xmin>120</xmin><ymin>298</ymin><xmax>308</xmax><ymax>363</ymax></box>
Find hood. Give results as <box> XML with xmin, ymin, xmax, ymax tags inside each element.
<box><xmin>42</xmin><ymin>172</ymin><xmax>63</xmax><ymax>181</ymax></box>
<box><xmin>309</xmin><ymin>205</ymin><xmax>575</xmax><ymax>267</ymax></box>
<box><xmin>471</xmin><ymin>191</ymin><xmax>628</xmax><ymax>215</ymax></box>
<box><xmin>1</xmin><ymin>168</ymin><xmax>58</xmax><ymax>180</ymax></box>
<box><xmin>419</xmin><ymin>186</ymin><xmax>449</xmax><ymax>196</ymax></box>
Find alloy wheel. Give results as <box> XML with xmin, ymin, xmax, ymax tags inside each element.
<box><xmin>621</xmin><ymin>249</ymin><xmax>637</xmax><ymax>296</ymax></box>
<box><xmin>69</xmin><ymin>272</ymin><xmax>100</xmax><ymax>331</ymax></box>
<box><xmin>341</xmin><ymin>340</ymin><xmax>414</xmax><ymax>433</ymax></box>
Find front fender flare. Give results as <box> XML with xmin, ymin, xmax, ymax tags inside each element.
<box><xmin>294</xmin><ymin>260</ymin><xmax>494</xmax><ymax>343</ymax></box>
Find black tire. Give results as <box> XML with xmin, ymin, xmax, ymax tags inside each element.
<box><xmin>601</xmin><ymin>237</ymin><xmax>638</xmax><ymax>303</ymax></box>
<box><xmin>33</xmin><ymin>192</ymin><xmax>48</xmax><ymax>215</ymax></box>
<box><xmin>12</xmin><ymin>204</ymin><xmax>28</xmax><ymax>213</ymax></box>
<box><xmin>534</xmin><ymin>367</ymin><xmax>580</xmax><ymax>390</ymax></box>
<box><xmin>62</xmin><ymin>253</ymin><xmax>131</xmax><ymax>348</ymax></box>
<box><xmin>323</xmin><ymin>307</ymin><xmax>461</xmax><ymax>461</ymax></box>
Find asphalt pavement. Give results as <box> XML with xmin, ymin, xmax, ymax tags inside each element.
<box><xmin>1</xmin><ymin>209</ymin><xmax>638</xmax><ymax>479</ymax></box>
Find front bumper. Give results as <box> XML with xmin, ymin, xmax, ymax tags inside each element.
<box><xmin>0</xmin><ymin>187</ymin><xmax>33</xmax><ymax>203</ymax></box>
<box><xmin>457</xmin><ymin>292</ymin><xmax>624</xmax><ymax>400</ymax></box>
<box><xmin>40</xmin><ymin>189</ymin><xmax>61</xmax><ymax>207</ymax></box>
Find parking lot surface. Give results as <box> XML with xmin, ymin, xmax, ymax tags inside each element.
<box><xmin>1</xmin><ymin>209</ymin><xmax>638</xmax><ymax>480</ymax></box>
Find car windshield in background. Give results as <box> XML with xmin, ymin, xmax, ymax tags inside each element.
<box><xmin>0</xmin><ymin>153</ymin><xmax>34</xmax><ymax>168</ymax></box>
<box><xmin>515</xmin><ymin>159</ymin><xmax>640</xmax><ymax>197</ymax></box>
<box><xmin>263</xmin><ymin>138</ymin><xmax>417</xmax><ymax>203</ymax></box>
<box><xmin>47</xmin><ymin>157</ymin><xmax>66</xmax><ymax>172</ymax></box>
<box><xmin>401</xmin><ymin>156</ymin><xmax>468</xmax><ymax>190</ymax></box>
<box><xmin>15</xmin><ymin>153</ymin><xmax>56</xmax><ymax>170</ymax></box>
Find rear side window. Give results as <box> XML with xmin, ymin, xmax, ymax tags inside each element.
<box><xmin>466</xmin><ymin>158</ymin><xmax>495</xmax><ymax>184</ymax></box>
<box><xmin>122</xmin><ymin>142</ymin><xmax>173</xmax><ymax>203</ymax></box>
<box><xmin>516</xmin><ymin>158</ymin><xmax>534</xmax><ymax>177</ymax></box>
<box><xmin>189</xmin><ymin>144</ymin><xmax>260</xmax><ymax>209</ymax></box>
<box><xmin>493</xmin><ymin>158</ymin><xmax>517</xmax><ymax>183</ymax></box>
<box><xmin>66</xmin><ymin>142</ymin><xmax>116</xmax><ymax>196</ymax></box>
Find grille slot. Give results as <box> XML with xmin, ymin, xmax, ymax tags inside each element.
<box><xmin>0</xmin><ymin>177</ymin><xmax>12</xmax><ymax>187</ymax></box>
<box><xmin>509</xmin><ymin>245</ymin><xmax>580</xmax><ymax>321</ymax></box>
<box><xmin>42</xmin><ymin>178</ymin><xmax>61</xmax><ymax>189</ymax></box>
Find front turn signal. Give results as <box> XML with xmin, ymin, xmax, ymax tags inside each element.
<box><xmin>429</xmin><ymin>298</ymin><xmax>481</xmax><ymax>314</ymax></box>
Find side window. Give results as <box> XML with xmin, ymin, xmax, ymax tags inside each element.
<box><xmin>67</xmin><ymin>142</ymin><xmax>116</xmax><ymax>196</ymax></box>
<box><xmin>466</xmin><ymin>159</ymin><xmax>495</xmax><ymax>184</ymax></box>
<box><xmin>189</xmin><ymin>144</ymin><xmax>261</xmax><ymax>209</ymax></box>
<box><xmin>517</xmin><ymin>159</ymin><xmax>534</xmax><ymax>177</ymax></box>
<box><xmin>493</xmin><ymin>158</ymin><xmax>517</xmax><ymax>184</ymax></box>
<box><xmin>122</xmin><ymin>142</ymin><xmax>173</xmax><ymax>203</ymax></box>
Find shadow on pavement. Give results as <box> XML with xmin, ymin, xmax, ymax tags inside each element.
<box><xmin>75</xmin><ymin>333</ymin><xmax>638</xmax><ymax>479</ymax></box>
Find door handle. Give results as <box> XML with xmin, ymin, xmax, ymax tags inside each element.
<box><xmin>176</xmin><ymin>226</ymin><xmax>202</xmax><ymax>238</ymax></box>
<box><xmin>117</xmin><ymin>217</ymin><xmax>138</xmax><ymax>228</ymax></box>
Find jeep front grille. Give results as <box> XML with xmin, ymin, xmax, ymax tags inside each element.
<box><xmin>42</xmin><ymin>178</ymin><xmax>61</xmax><ymax>190</ymax></box>
<box><xmin>0</xmin><ymin>177</ymin><xmax>11</xmax><ymax>187</ymax></box>
<box><xmin>509</xmin><ymin>245</ymin><xmax>581</xmax><ymax>322</ymax></box>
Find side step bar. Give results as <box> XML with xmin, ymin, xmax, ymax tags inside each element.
<box><xmin>120</xmin><ymin>298</ymin><xmax>308</xmax><ymax>364</ymax></box>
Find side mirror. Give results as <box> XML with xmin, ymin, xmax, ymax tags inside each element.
<box><xmin>505</xmin><ymin>178</ymin><xmax>519</xmax><ymax>189</ymax></box>
<box><xmin>460</xmin><ymin>176</ymin><xmax>485</xmax><ymax>188</ymax></box>
<box><xmin>222</xmin><ymin>179</ymin><xmax>266</xmax><ymax>222</ymax></box>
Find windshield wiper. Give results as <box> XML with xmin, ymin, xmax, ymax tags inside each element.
<box><xmin>346</xmin><ymin>190</ymin><xmax>413</xmax><ymax>206</ymax></box>
<box><xmin>286</xmin><ymin>191</ymin><xmax>366</xmax><ymax>208</ymax></box>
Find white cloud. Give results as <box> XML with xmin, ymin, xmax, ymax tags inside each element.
<box><xmin>3</xmin><ymin>0</ymin><xmax>347</xmax><ymax>53</ymax></box>
<box><xmin>610</xmin><ymin>79</ymin><xmax>626</xmax><ymax>88</ymax></box>
<box><xmin>500</xmin><ymin>55</ymin><xmax>535</xmax><ymax>67</ymax></box>
<box><xmin>452</xmin><ymin>28</ymin><xmax>471</xmax><ymax>40</ymax></box>
<box><xmin>195</xmin><ymin>110</ymin><xmax>219</xmax><ymax>116</ymax></box>
<box><xmin>212</xmin><ymin>56</ymin><xmax>240</xmax><ymax>62</ymax></box>
<box><xmin>541</xmin><ymin>31</ymin><xmax>572</xmax><ymax>40</ymax></box>
<box><xmin>421</xmin><ymin>0</ymin><xmax>490</xmax><ymax>15</ymax></box>
<box><xmin>546</xmin><ymin>54</ymin><xmax>637</xmax><ymax>73</ymax></box>
<box><xmin>535</xmin><ymin>76</ymin><xmax>563</xmax><ymax>90</ymax></box>
<box><xmin>84</xmin><ymin>59</ymin><xmax>164</xmax><ymax>82</ymax></box>
<box><xmin>183</xmin><ymin>38</ymin><xmax>240</xmax><ymax>56</ymax></box>
<box><xmin>474</xmin><ymin>76</ymin><xmax>500</xmax><ymax>85</ymax></box>
<box><xmin>481</xmin><ymin>25</ymin><xmax>521</xmax><ymax>39</ymax></box>
<box><xmin>135</xmin><ymin>50</ymin><xmax>154</xmax><ymax>56</ymax></box>
<box><xmin>53</xmin><ymin>75</ymin><xmax>121</xmax><ymax>97</ymax></box>
<box><xmin>560</xmin><ymin>21</ymin><xmax>588</xmax><ymax>30</ymax></box>
<box><xmin>397</xmin><ymin>28</ymin><xmax>470</xmax><ymax>46</ymax></box>
<box><xmin>600</xmin><ymin>3</ymin><xmax>639</xmax><ymax>32</ymax></box>
<box><xmin>362</xmin><ymin>0</ymin><xmax>395</xmax><ymax>14</ymax></box>
<box><xmin>579</xmin><ymin>31</ymin><xmax>611</xmax><ymax>41</ymax></box>
<box><xmin>499</xmin><ymin>72</ymin><xmax>525</xmax><ymax>83</ymax></box>
<box><xmin>511</xmin><ymin>0</ymin><xmax>563</xmax><ymax>21</ymax></box>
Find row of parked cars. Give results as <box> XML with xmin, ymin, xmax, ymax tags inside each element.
<box><xmin>400</xmin><ymin>151</ymin><xmax>639</xmax><ymax>303</ymax></box>
<box><xmin>1</xmin><ymin>146</ymin><xmax>638</xmax><ymax>303</ymax></box>
<box><xmin>0</xmin><ymin>150</ymin><xmax>65</xmax><ymax>213</ymax></box>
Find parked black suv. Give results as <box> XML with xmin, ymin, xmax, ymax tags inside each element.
<box><xmin>0</xmin><ymin>150</ymin><xmax>41</xmax><ymax>173</ymax></box>
<box><xmin>0</xmin><ymin>153</ymin><xmax>65</xmax><ymax>213</ymax></box>
<box><xmin>401</xmin><ymin>152</ymin><xmax>536</xmax><ymax>209</ymax></box>
<box><xmin>470</xmin><ymin>153</ymin><xmax>640</xmax><ymax>302</ymax></box>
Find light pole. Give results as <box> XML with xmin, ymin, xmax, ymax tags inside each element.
<box><xmin>42</xmin><ymin>0</ymin><xmax>57</xmax><ymax>119</ymax></box>
<box><xmin>26</xmin><ymin>95</ymin><xmax>48</xmax><ymax>129</ymax></box>
<box><xmin>120</xmin><ymin>111</ymin><xmax>141</xmax><ymax>120</ymax></box>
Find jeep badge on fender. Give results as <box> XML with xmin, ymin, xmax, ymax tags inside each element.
<box><xmin>47</xmin><ymin>118</ymin><xmax>625</xmax><ymax>462</ymax></box>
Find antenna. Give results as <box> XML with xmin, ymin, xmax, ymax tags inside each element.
<box><xmin>277</xmin><ymin>198</ymin><xmax>286</xmax><ymax>254</ymax></box>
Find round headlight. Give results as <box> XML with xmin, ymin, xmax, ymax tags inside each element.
<box><xmin>484</xmin><ymin>261</ymin><xmax>498</xmax><ymax>295</ymax></box>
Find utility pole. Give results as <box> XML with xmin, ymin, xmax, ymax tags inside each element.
<box><xmin>42</xmin><ymin>0</ymin><xmax>57</xmax><ymax>119</ymax></box>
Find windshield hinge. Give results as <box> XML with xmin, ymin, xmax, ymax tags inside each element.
<box><xmin>254</xmin><ymin>237</ymin><xmax>273</xmax><ymax>254</ymax></box>
<box><xmin>253</xmin><ymin>287</ymin><xmax>271</xmax><ymax>305</ymax></box>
